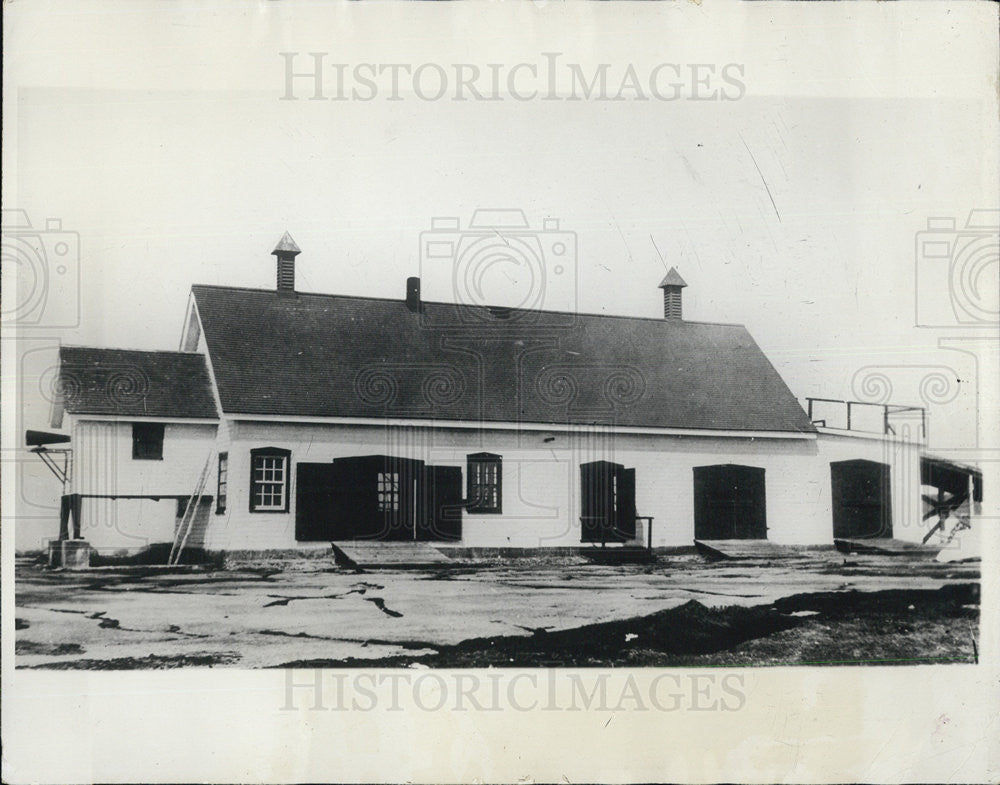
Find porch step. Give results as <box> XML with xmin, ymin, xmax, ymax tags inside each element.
<box><xmin>694</xmin><ymin>539</ymin><xmax>796</xmax><ymax>561</ymax></box>
<box><xmin>331</xmin><ymin>541</ymin><xmax>453</xmax><ymax>568</ymax></box>
<box><xmin>834</xmin><ymin>538</ymin><xmax>941</xmax><ymax>558</ymax></box>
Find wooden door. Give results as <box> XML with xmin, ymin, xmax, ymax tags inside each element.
<box><xmin>421</xmin><ymin>465</ymin><xmax>463</xmax><ymax>541</ymax></box>
<box><xmin>370</xmin><ymin>456</ymin><xmax>424</xmax><ymax>541</ymax></box>
<box><xmin>831</xmin><ymin>460</ymin><xmax>892</xmax><ymax>539</ymax></box>
<box><xmin>581</xmin><ymin>461</ymin><xmax>636</xmax><ymax>543</ymax></box>
<box><xmin>295</xmin><ymin>463</ymin><xmax>340</xmax><ymax>541</ymax></box>
<box><xmin>616</xmin><ymin>467</ymin><xmax>637</xmax><ymax>541</ymax></box>
<box><xmin>693</xmin><ymin>465</ymin><xmax>767</xmax><ymax>540</ymax></box>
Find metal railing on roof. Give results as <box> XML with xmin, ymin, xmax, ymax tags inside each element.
<box><xmin>805</xmin><ymin>397</ymin><xmax>926</xmax><ymax>441</ymax></box>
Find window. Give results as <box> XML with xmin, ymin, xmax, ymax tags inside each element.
<box><xmin>132</xmin><ymin>423</ymin><xmax>165</xmax><ymax>460</ymax></box>
<box><xmin>249</xmin><ymin>447</ymin><xmax>290</xmax><ymax>512</ymax></box>
<box><xmin>377</xmin><ymin>471</ymin><xmax>400</xmax><ymax>512</ymax></box>
<box><xmin>467</xmin><ymin>452</ymin><xmax>502</xmax><ymax>513</ymax></box>
<box><xmin>216</xmin><ymin>452</ymin><xmax>228</xmax><ymax>514</ymax></box>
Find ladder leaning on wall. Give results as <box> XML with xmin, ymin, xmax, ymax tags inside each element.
<box><xmin>168</xmin><ymin>453</ymin><xmax>213</xmax><ymax>566</ymax></box>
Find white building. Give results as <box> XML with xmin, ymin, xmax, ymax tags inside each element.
<box><xmin>39</xmin><ymin>234</ymin><xmax>981</xmax><ymax>559</ymax></box>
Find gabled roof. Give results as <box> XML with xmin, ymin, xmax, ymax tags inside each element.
<box><xmin>192</xmin><ymin>285</ymin><xmax>815</xmax><ymax>434</ymax></box>
<box><xmin>55</xmin><ymin>347</ymin><xmax>219</xmax><ymax>421</ymax></box>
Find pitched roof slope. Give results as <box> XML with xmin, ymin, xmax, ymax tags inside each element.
<box><xmin>57</xmin><ymin>346</ymin><xmax>219</xmax><ymax>419</ymax></box>
<box><xmin>191</xmin><ymin>285</ymin><xmax>815</xmax><ymax>433</ymax></box>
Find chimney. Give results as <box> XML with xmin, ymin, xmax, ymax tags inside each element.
<box><xmin>271</xmin><ymin>232</ymin><xmax>301</xmax><ymax>294</ymax></box>
<box><xmin>406</xmin><ymin>276</ymin><xmax>421</xmax><ymax>312</ymax></box>
<box><xmin>658</xmin><ymin>268</ymin><xmax>688</xmax><ymax>320</ymax></box>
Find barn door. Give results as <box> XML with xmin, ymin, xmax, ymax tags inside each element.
<box><xmin>373</xmin><ymin>456</ymin><xmax>424</xmax><ymax>541</ymax></box>
<box><xmin>580</xmin><ymin>461</ymin><xmax>636</xmax><ymax>543</ymax></box>
<box><xmin>831</xmin><ymin>460</ymin><xmax>892</xmax><ymax>539</ymax></box>
<box><xmin>421</xmin><ymin>465</ymin><xmax>463</xmax><ymax>541</ymax></box>
<box><xmin>295</xmin><ymin>463</ymin><xmax>340</xmax><ymax>541</ymax></box>
<box><xmin>693</xmin><ymin>465</ymin><xmax>767</xmax><ymax>540</ymax></box>
<box><xmin>319</xmin><ymin>456</ymin><xmax>430</xmax><ymax>541</ymax></box>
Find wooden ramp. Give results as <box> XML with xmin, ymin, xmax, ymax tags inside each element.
<box><xmin>331</xmin><ymin>542</ymin><xmax>453</xmax><ymax>569</ymax></box>
<box><xmin>694</xmin><ymin>539</ymin><xmax>796</xmax><ymax>561</ymax></box>
<box><xmin>834</xmin><ymin>538</ymin><xmax>941</xmax><ymax>558</ymax></box>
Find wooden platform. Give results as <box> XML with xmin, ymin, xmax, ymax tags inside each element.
<box><xmin>834</xmin><ymin>538</ymin><xmax>941</xmax><ymax>557</ymax></box>
<box><xmin>331</xmin><ymin>542</ymin><xmax>454</xmax><ymax>568</ymax></box>
<box><xmin>694</xmin><ymin>539</ymin><xmax>796</xmax><ymax>561</ymax></box>
<box><xmin>579</xmin><ymin>546</ymin><xmax>657</xmax><ymax>565</ymax></box>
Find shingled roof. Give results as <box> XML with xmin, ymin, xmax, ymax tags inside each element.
<box><xmin>192</xmin><ymin>285</ymin><xmax>814</xmax><ymax>434</ymax></box>
<box><xmin>55</xmin><ymin>347</ymin><xmax>218</xmax><ymax>420</ymax></box>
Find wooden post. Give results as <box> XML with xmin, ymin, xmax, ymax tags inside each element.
<box><xmin>58</xmin><ymin>495</ymin><xmax>71</xmax><ymax>541</ymax></box>
<box><xmin>70</xmin><ymin>494</ymin><xmax>82</xmax><ymax>539</ymax></box>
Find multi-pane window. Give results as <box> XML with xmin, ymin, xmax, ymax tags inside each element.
<box><xmin>467</xmin><ymin>453</ymin><xmax>502</xmax><ymax>514</ymax></box>
<box><xmin>216</xmin><ymin>452</ymin><xmax>228</xmax><ymax>514</ymax></box>
<box><xmin>131</xmin><ymin>423</ymin><xmax>165</xmax><ymax>460</ymax></box>
<box><xmin>250</xmin><ymin>447</ymin><xmax>290</xmax><ymax>512</ymax></box>
<box><xmin>377</xmin><ymin>471</ymin><xmax>400</xmax><ymax>512</ymax></box>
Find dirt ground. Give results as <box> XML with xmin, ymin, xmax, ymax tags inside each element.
<box><xmin>14</xmin><ymin>550</ymin><xmax>980</xmax><ymax>669</ymax></box>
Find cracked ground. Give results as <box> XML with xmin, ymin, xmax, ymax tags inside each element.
<box><xmin>13</xmin><ymin>552</ymin><xmax>980</xmax><ymax>669</ymax></box>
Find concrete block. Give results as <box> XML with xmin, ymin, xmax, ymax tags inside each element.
<box><xmin>48</xmin><ymin>540</ymin><xmax>92</xmax><ymax>569</ymax></box>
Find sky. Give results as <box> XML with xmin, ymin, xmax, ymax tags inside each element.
<box><xmin>4</xmin><ymin>1</ymin><xmax>998</xmax><ymax>548</ymax></box>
